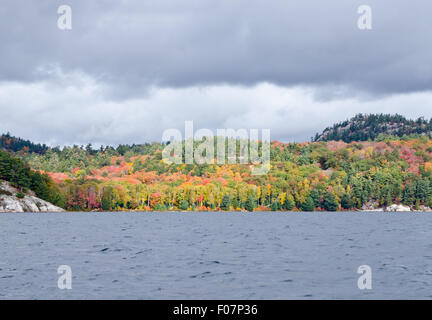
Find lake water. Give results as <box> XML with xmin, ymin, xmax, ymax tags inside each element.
<box><xmin>1</xmin><ymin>212</ymin><xmax>432</xmax><ymax>299</ymax></box>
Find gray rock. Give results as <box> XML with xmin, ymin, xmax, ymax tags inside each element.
<box><xmin>0</xmin><ymin>181</ymin><xmax>65</xmax><ymax>213</ymax></box>
<box><xmin>385</xmin><ymin>204</ymin><xmax>411</xmax><ymax>212</ymax></box>
<box><xmin>361</xmin><ymin>201</ymin><xmax>383</xmax><ymax>211</ymax></box>
<box><xmin>414</xmin><ymin>205</ymin><xmax>432</xmax><ymax>212</ymax></box>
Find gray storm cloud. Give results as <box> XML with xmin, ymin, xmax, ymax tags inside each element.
<box><xmin>1</xmin><ymin>0</ymin><xmax>431</xmax><ymax>97</ymax></box>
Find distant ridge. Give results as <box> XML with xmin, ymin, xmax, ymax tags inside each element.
<box><xmin>0</xmin><ymin>133</ymin><xmax>48</xmax><ymax>154</ymax></box>
<box><xmin>313</xmin><ymin>114</ymin><xmax>432</xmax><ymax>143</ymax></box>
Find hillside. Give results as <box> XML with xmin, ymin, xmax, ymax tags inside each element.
<box><xmin>314</xmin><ymin>114</ymin><xmax>432</xmax><ymax>143</ymax></box>
<box><xmin>14</xmin><ymin>136</ymin><xmax>432</xmax><ymax>212</ymax></box>
<box><xmin>0</xmin><ymin>150</ymin><xmax>65</xmax><ymax>210</ymax></box>
<box><xmin>0</xmin><ymin>180</ymin><xmax>64</xmax><ymax>212</ymax></box>
<box><xmin>4</xmin><ymin>115</ymin><xmax>432</xmax><ymax>212</ymax></box>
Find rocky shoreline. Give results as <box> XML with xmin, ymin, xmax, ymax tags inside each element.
<box><xmin>0</xmin><ymin>181</ymin><xmax>65</xmax><ymax>213</ymax></box>
<box><xmin>0</xmin><ymin>179</ymin><xmax>429</xmax><ymax>213</ymax></box>
<box><xmin>360</xmin><ymin>202</ymin><xmax>432</xmax><ymax>212</ymax></box>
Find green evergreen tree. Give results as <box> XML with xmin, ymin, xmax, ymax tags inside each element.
<box><xmin>300</xmin><ymin>197</ymin><xmax>315</xmax><ymax>211</ymax></box>
<box><xmin>220</xmin><ymin>194</ymin><xmax>231</xmax><ymax>211</ymax></box>
<box><xmin>245</xmin><ymin>196</ymin><xmax>256</xmax><ymax>212</ymax></box>
<box><xmin>101</xmin><ymin>186</ymin><xmax>114</xmax><ymax>211</ymax></box>
<box><xmin>415</xmin><ymin>179</ymin><xmax>431</xmax><ymax>204</ymax></box>
<box><xmin>231</xmin><ymin>198</ymin><xmax>239</xmax><ymax>210</ymax></box>
<box><xmin>341</xmin><ymin>193</ymin><xmax>353</xmax><ymax>209</ymax></box>
<box><xmin>180</xmin><ymin>200</ymin><xmax>189</xmax><ymax>210</ymax></box>
<box><xmin>323</xmin><ymin>192</ymin><xmax>339</xmax><ymax>211</ymax></box>
<box><xmin>402</xmin><ymin>183</ymin><xmax>415</xmax><ymax>206</ymax></box>
<box><xmin>309</xmin><ymin>189</ymin><xmax>321</xmax><ymax>208</ymax></box>
<box><xmin>283</xmin><ymin>195</ymin><xmax>295</xmax><ymax>211</ymax></box>
<box><xmin>271</xmin><ymin>201</ymin><xmax>282</xmax><ymax>211</ymax></box>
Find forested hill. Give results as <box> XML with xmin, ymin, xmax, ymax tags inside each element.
<box><xmin>314</xmin><ymin>114</ymin><xmax>432</xmax><ymax>143</ymax></box>
<box><xmin>13</xmin><ymin>135</ymin><xmax>432</xmax><ymax>212</ymax></box>
<box><xmin>4</xmin><ymin>114</ymin><xmax>432</xmax><ymax>212</ymax></box>
<box><xmin>0</xmin><ymin>133</ymin><xmax>48</xmax><ymax>154</ymax></box>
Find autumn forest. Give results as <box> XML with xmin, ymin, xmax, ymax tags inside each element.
<box><xmin>2</xmin><ymin>114</ymin><xmax>432</xmax><ymax>212</ymax></box>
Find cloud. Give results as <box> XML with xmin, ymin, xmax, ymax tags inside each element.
<box><xmin>1</xmin><ymin>1</ymin><xmax>431</xmax><ymax>145</ymax></box>
<box><xmin>1</xmin><ymin>74</ymin><xmax>432</xmax><ymax>146</ymax></box>
<box><xmin>0</xmin><ymin>0</ymin><xmax>431</xmax><ymax>99</ymax></box>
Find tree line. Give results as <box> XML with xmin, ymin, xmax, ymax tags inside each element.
<box><xmin>0</xmin><ymin>150</ymin><xmax>64</xmax><ymax>207</ymax></box>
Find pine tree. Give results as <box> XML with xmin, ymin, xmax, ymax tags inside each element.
<box><xmin>245</xmin><ymin>196</ymin><xmax>256</xmax><ymax>212</ymax></box>
<box><xmin>310</xmin><ymin>189</ymin><xmax>321</xmax><ymax>208</ymax></box>
<box><xmin>271</xmin><ymin>201</ymin><xmax>282</xmax><ymax>211</ymax></box>
<box><xmin>180</xmin><ymin>200</ymin><xmax>189</xmax><ymax>210</ymax></box>
<box><xmin>324</xmin><ymin>192</ymin><xmax>339</xmax><ymax>211</ymax></box>
<box><xmin>300</xmin><ymin>197</ymin><xmax>315</xmax><ymax>211</ymax></box>
<box><xmin>283</xmin><ymin>194</ymin><xmax>295</xmax><ymax>211</ymax></box>
<box><xmin>220</xmin><ymin>194</ymin><xmax>231</xmax><ymax>211</ymax></box>
<box><xmin>402</xmin><ymin>183</ymin><xmax>415</xmax><ymax>206</ymax></box>
<box><xmin>231</xmin><ymin>198</ymin><xmax>239</xmax><ymax>210</ymax></box>
<box><xmin>101</xmin><ymin>186</ymin><xmax>114</xmax><ymax>211</ymax></box>
<box><xmin>341</xmin><ymin>193</ymin><xmax>353</xmax><ymax>209</ymax></box>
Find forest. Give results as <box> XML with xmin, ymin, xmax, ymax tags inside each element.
<box><xmin>314</xmin><ymin>113</ymin><xmax>432</xmax><ymax>143</ymax></box>
<box><xmin>0</xmin><ymin>150</ymin><xmax>64</xmax><ymax>206</ymax></box>
<box><xmin>2</xmin><ymin>114</ymin><xmax>432</xmax><ymax>212</ymax></box>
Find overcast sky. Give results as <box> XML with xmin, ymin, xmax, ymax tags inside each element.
<box><xmin>0</xmin><ymin>0</ymin><xmax>431</xmax><ymax>146</ymax></box>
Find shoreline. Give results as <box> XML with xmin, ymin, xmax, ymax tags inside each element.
<box><xmin>2</xmin><ymin>209</ymin><xmax>430</xmax><ymax>213</ymax></box>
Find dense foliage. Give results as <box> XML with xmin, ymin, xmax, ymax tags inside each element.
<box><xmin>314</xmin><ymin>114</ymin><xmax>432</xmax><ymax>143</ymax></box>
<box><xmin>4</xmin><ymin>115</ymin><xmax>432</xmax><ymax>212</ymax></box>
<box><xmin>0</xmin><ymin>150</ymin><xmax>65</xmax><ymax>207</ymax></box>
<box><xmin>8</xmin><ymin>135</ymin><xmax>432</xmax><ymax>212</ymax></box>
<box><xmin>0</xmin><ymin>133</ymin><xmax>48</xmax><ymax>154</ymax></box>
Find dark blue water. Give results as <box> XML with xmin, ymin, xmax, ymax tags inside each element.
<box><xmin>1</xmin><ymin>212</ymin><xmax>432</xmax><ymax>299</ymax></box>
